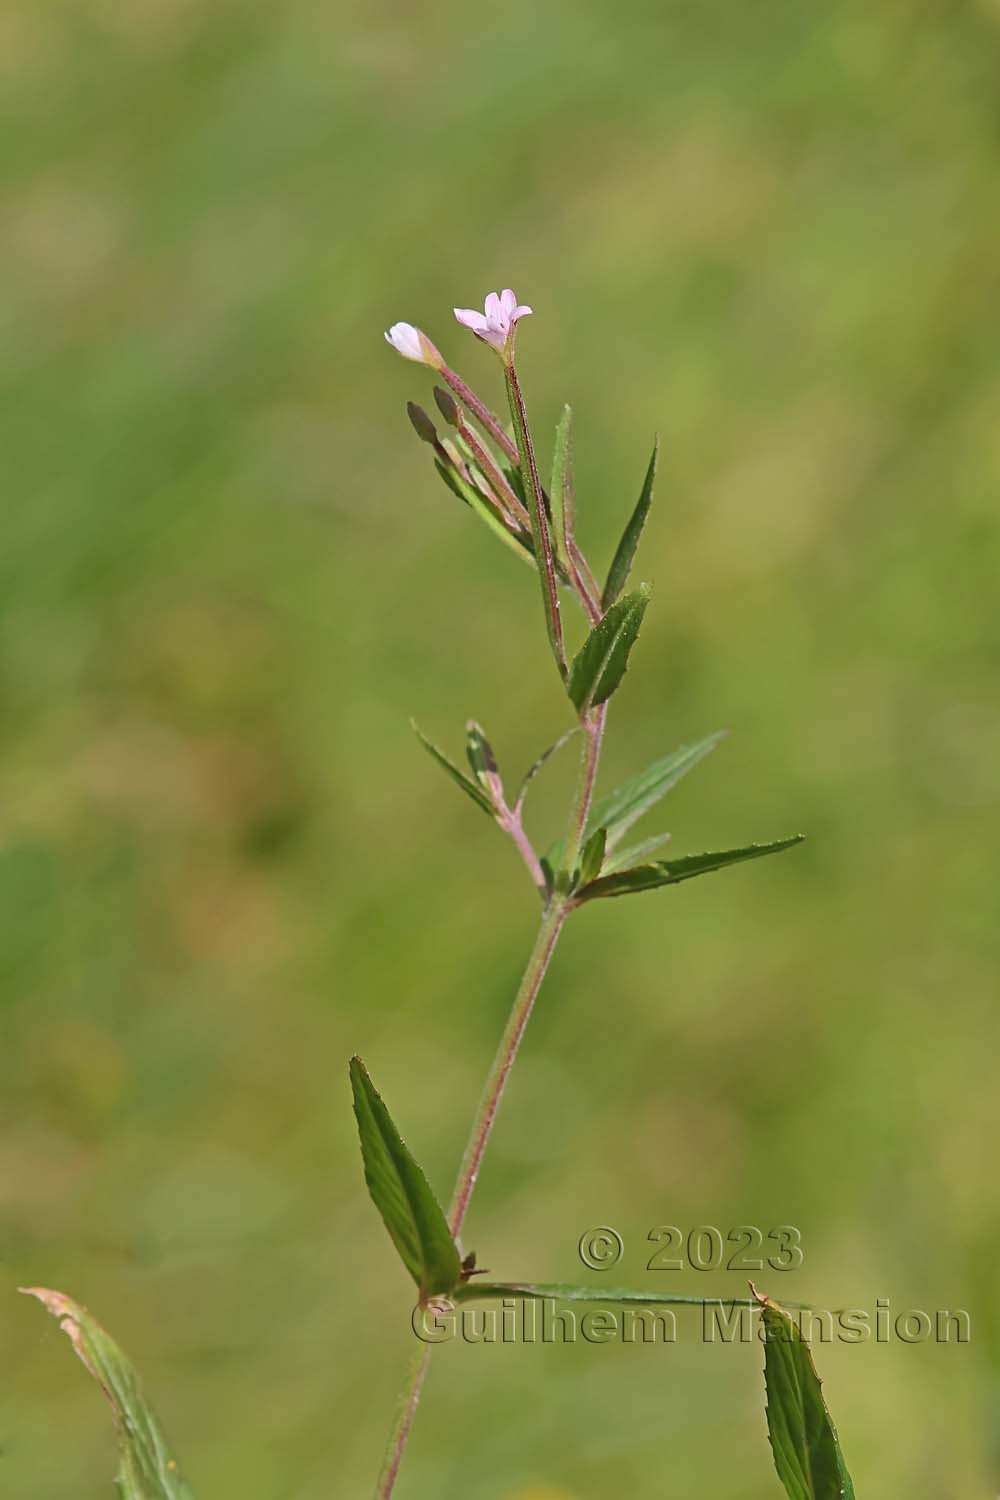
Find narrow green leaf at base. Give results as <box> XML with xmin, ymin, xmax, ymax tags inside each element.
<box><xmin>20</xmin><ymin>1288</ymin><xmax>194</xmax><ymax>1500</ymax></box>
<box><xmin>576</xmin><ymin>835</ymin><xmax>804</xmax><ymax>902</ymax></box>
<box><xmin>602</xmin><ymin>437</ymin><xmax>658</xmax><ymax>609</ymax></box>
<box><xmin>349</xmin><ymin>1056</ymin><xmax>462</xmax><ymax>1299</ymax></box>
<box><xmin>756</xmin><ymin>1288</ymin><xmax>856</xmax><ymax>1500</ymax></box>
<box><xmin>567</xmin><ymin>585</ymin><xmax>651</xmax><ymax>715</ymax></box>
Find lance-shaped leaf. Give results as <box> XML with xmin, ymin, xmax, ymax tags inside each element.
<box><xmin>588</xmin><ymin>730</ymin><xmax>727</xmax><ymax>850</ymax></box>
<box><xmin>543</xmin><ymin>731</ymin><xmax>723</xmax><ymax>877</ymax></box>
<box><xmin>602</xmin><ymin>437</ymin><xmax>658</xmax><ymax>609</ymax></box>
<box><xmin>567</xmin><ymin>585</ymin><xmax>651</xmax><ymax>715</ymax></box>
<box><xmin>413</xmin><ymin>722</ymin><xmax>495</xmax><ymax>817</ymax></box>
<box><xmin>549</xmin><ymin>405</ymin><xmax>574</xmax><ymax>570</ymax></box>
<box><xmin>600</xmin><ymin>831</ymin><xmax>671</xmax><ymax>875</ymax></box>
<box><xmin>454</xmin><ymin>1281</ymin><xmax>812</xmax><ymax>1310</ymax></box>
<box><xmin>754</xmin><ymin>1287</ymin><xmax>856</xmax><ymax>1500</ymax></box>
<box><xmin>20</xmin><ymin>1288</ymin><xmax>194</xmax><ymax>1500</ymax></box>
<box><xmin>575</xmin><ymin>836</ymin><xmax>804</xmax><ymax>902</ymax></box>
<box><xmin>349</xmin><ymin>1056</ymin><xmax>462</xmax><ymax>1299</ymax></box>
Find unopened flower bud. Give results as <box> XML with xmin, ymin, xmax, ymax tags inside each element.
<box><xmin>406</xmin><ymin>402</ymin><xmax>439</xmax><ymax>445</ymax></box>
<box><xmin>433</xmin><ymin>387</ymin><xmax>461</xmax><ymax>427</ymax></box>
<box><xmin>384</xmin><ymin>322</ymin><xmax>443</xmax><ymax>369</ymax></box>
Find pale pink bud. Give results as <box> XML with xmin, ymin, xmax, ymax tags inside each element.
<box><xmin>383</xmin><ymin>321</ymin><xmax>442</xmax><ymax>368</ymax></box>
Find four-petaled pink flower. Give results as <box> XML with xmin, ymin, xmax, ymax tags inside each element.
<box><xmin>384</xmin><ymin>322</ymin><xmax>442</xmax><ymax>369</ymax></box>
<box><xmin>454</xmin><ymin>289</ymin><xmax>532</xmax><ymax>356</ymax></box>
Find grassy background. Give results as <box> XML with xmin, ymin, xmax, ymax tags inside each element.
<box><xmin>3</xmin><ymin>1</ymin><xmax>999</xmax><ymax>1495</ymax></box>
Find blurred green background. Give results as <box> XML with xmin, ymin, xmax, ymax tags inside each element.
<box><xmin>4</xmin><ymin>1</ymin><xmax>999</xmax><ymax>1495</ymax></box>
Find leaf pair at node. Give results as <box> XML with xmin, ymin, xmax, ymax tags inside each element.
<box><xmin>544</xmin><ymin>729</ymin><xmax>803</xmax><ymax>898</ymax></box>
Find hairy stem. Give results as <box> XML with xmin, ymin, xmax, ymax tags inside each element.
<box><xmin>376</xmin><ymin>712</ymin><xmax>608</xmax><ymax>1498</ymax></box>
<box><xmin>447</xmin><ymin>895</ymin><xmax>569</xmax><ymax>1239</ymax></box>
<box><xmin>375</xmin><ymin>1343</ymin><xmax>432</xmax><ymax>1500</ymax></box>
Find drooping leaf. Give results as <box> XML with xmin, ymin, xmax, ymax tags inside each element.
<box><xmin>567</xmin><ymin>585</ymin><xmax>651</xmax><ymax>715</ymax></box>
<box><xmin>756</xmin><ymin>1288</ymin><xmax>856</xmax><ymax>1500</ymax></box>
<box><xmin>432</xmin><ymin>457</ymin><xmax>535</xmax><ymax>569</ymax></box>
<box><xmin>465</xmin><ymin>721</ymin><xmax>499</xmax><ymax>791</ymax></box>
<box><xmin>602</xmin><ymin>437</ymin><xmax>658</xmax><ymax>608</ymax></box>
<box><xmin>577</xmin><ymin>826</ymin><xmax>607</xmax><ymax>885</ymax></box>
<box><xmin>549</xmin><ymin>405</ymin><xmax>574</xmax><ymax>570</ymax></box>
<box><xmin>20</xmin><ymin>1287</ymin><xmax>194</xmax><ymax>1500</ymax></box>
<box><xmin>413</xmin><ymin>722</ymin><xmax>495</xmax><ymax>817</ymax></box>
<box><xmin>576</xmin><ymin>836</ymin><xmax>804</xmax><ymax>902</ymax></box>
<box><xmin>589</xmin><ymin>731</ymin><xmax>727</xmax><ymax>849</ymax></box>
<box><xmin>600</xmin><ymin>831</ymin><xmax>671</xmax><ymax>875</ymax></box>
<box><xmin>349</xmin><ymin>1056</ymin><xmax>462</xmax><ymax>1299</ymax></box>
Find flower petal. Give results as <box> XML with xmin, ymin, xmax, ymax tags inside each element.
<box><xmin>499</xmin><ymin>288</ymin><xmax>518</xmax><ymax>317</ymax></box>
<box><xmin>513</xmin><ymin>304</ymin><xmax>532</xmax><ymax>321</ymax></box>
<box><xmin>454</xmin><ymin>307</ymin><xmax>489</xmax><ymax>333</ymax></box>
<box><xmin>484</xmin><ymin>291</ymin><xmax>502</xmax><ymax>323</ymax></box>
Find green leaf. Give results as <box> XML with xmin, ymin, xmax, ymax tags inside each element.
<box><xmin>567</xmin><ymin>585</ymin><xmax>651</xmax><ymax>715</ymax></box>
<box><xmin>576</xmin><ymin>836</ymin><xmax>805</xmax><ymax>902</ymax></box>
<box><xmin>549</xmin><ymin>405</ymin><xmax>573</xmax><ymax>570</ymax></box>
<box><xmin>432</xmin><ymin>457</ymin><xmax>535</xmax><ymax>570</ymax></box>
<box><xmin>349</xmin><ymin>1056</ymin><xmax>462</xmax><ymax>1299</ymax></box>
<box><xmin>413</xmin><ymin>722</ymin><xmax>495</xmax><ymax>817</ymax></box>
<box><xmin>756</xmin><ymin>1289</ymin><xmax>856</xmax><ymax>1500</ymax></box>
<box><xmin>601</xmin><ymin>831</ymin><xmax>671</xmax><ymax>874</ymax></box>
<box><xmin>20</xmin><ymin>1287</ymin><xmax>194</xmax><ymax>1500</ymax></box>
<box><xmin>456</xmin><ymin>1281</ymin><xmax>765</xmax><ymax>1309</ymax></box>
<box><xmin>589</xmin><ymin>731</ymin><xmax>727</xmax><ymax>849</ymax></box>
<box><xmin>602</xmin><ymin>437</ymin><xmax>658</xmax><ymax>609</ymax></box>
<box><xmin>544</xmin><ymin>731</ymin><xmax>725</xmax><ymax>875</ymax></box>
<box><xmin>465</xmin><ymin>721</ymin><xmax>499</xmax><ymax>790</ymax></box>
<box><xmin>578</xmin><ymin>826</ymin><xmax>607</xmax><ymax>885</ymax></box>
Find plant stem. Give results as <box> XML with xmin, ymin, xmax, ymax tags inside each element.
<box><xmin>504</xmin><ymin>360</ymin><xmax>566</xmax><ymax>678</ymax></box>
<box><xmin>374</xmin><ymin>707</ymin><xmax>609</xmax><ymax>1498</ymax></box>
<box><xmin>447</xmin><ymin>894</ymin><xmax>569</xmax><ymax>1239</ymax></box>
<box><xmin>374</xmin><ymin>1343</ymin><xmax>431</xmax><ymax>1500</ymax></box>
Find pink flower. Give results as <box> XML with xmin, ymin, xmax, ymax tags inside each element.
<box><xmin>384</xmin><ymin>322</ymin><xmax>442</xmax><ymax>368</ymax></box>
<box><xmin>454</xmin><ymin>289</ymin><xmax>532</xmax><ymax>356</ymax></box>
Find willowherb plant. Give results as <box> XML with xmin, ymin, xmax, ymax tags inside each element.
<box><xmin>25</xmin><ymin>288</ymin><xmax>855</xmax><ymax>1500</ymax></box>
